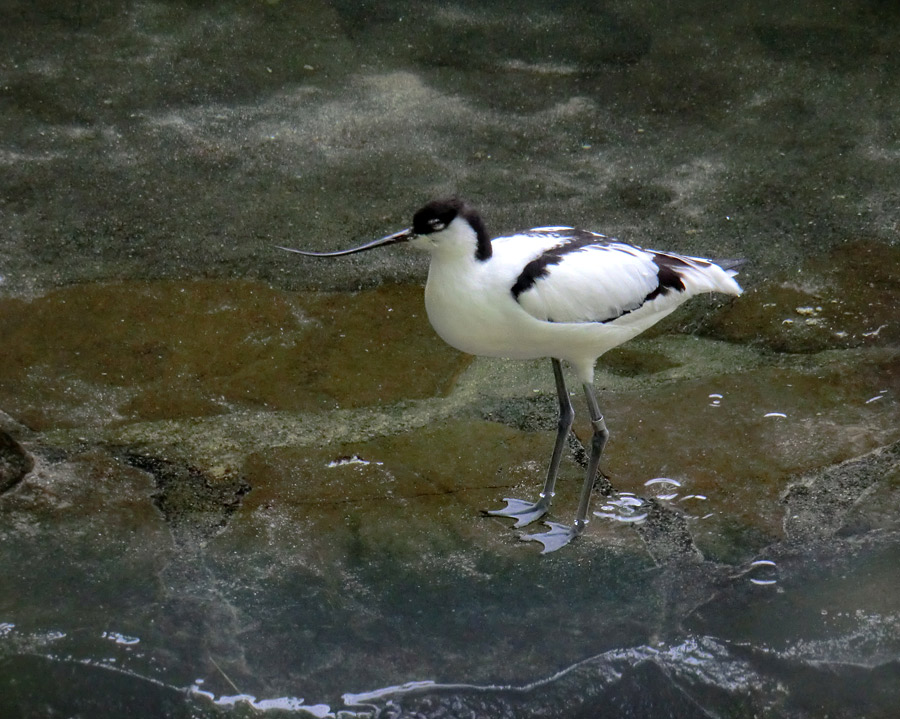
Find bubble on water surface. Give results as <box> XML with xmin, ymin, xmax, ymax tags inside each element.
<box><xmin>745</xmin><ymin>559</ymin><xmax>779</xmax><ymax>586</ymax></box>
<box><xmin>644</xmin><ymin>477</ymin><xmax>683</xmax><ymax>501</ymax></box>
<box><xmin>326</xmin><ymin>455</ymin><xmax>383</xmax><ymax>468</ymax></box>
<box><xmin>101</xmin><ymin>631</ymin><xmax>140</xmax><ymax>646</ymax></box>
<box><xmin>594</xmin><ymin>492</ymin><xmax>649</xmax><ymax>523</ymax></box>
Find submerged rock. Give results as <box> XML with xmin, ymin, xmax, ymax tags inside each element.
<box><xmin>340</xmin><ymin>635</ymin><xmax>900</xmax><ymax>719</ymax></box>
<box><xmin>0</xmin><ymin>430</ymin><xmax>33</xmax><ymax>493</ymax></box>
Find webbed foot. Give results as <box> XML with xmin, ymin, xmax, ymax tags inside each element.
<box><xmin>484</xmin><ymin>496</ymin><xmax>550</xmax><ymax>529</ymax></box>
<box><xmin>520</xmin><ymin>521</ymin><xmax>583</xmax><ymax>554</ymax></box>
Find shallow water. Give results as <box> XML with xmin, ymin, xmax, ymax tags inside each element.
<box><xmin>2</xmin><ymin>1</ymin><xmax>899</xmax><ymax>717</ymax></box>
<box><xmin>1</xmin><ymin>276</ymin><xmax>897</xmax><ymax>717</ymax></box>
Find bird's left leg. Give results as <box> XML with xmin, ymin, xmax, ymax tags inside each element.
<box><xmin>522</xmin><ymin>381</ymin><xmax>608</xmax><ymax>553</ymax></box>
<box><xmin>486</xmin><ymin>358</ymin><xmax>573</xmax><ymax>528</ymax></box>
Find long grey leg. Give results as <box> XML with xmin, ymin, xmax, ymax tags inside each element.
<box><xmin>486</xmin><ymin>358</ymin><xmax>573</xmax><ymax>528</ymax></box>
<box><xmin>540</xmin><ymin>359</ymin><xmax>575</xmax><ymax>503</ymax></box>
<box><xmin>522</xmin><ymin>380</ymin><xmax>609</xmax><ymax>553</ymax></box>
<box><xmin>574</xmin><ymin>381</ymin><xmax>609</xmax><ymax>530</ymax></box>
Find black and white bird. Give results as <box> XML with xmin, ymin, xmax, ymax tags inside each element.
<box><xmin>279</xmin><ymin>198</ymin><xmax>743</xmax><ymax>553</ymax></box>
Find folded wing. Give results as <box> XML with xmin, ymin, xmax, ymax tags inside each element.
<box><xmin>510</xmin><ymin>229</ymin><xmax>742</xmax><ymax>325</ymax></box>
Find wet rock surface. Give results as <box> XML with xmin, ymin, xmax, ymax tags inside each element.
<box><xmin>783</xmin><ymin>442</ymin><xmax>900</xmax><ymax>542</ymax></box>
<box><xmin>125</xmin><ymin>452</ymin><xmax>252</xmax><ymax>546</ymax></box>
<box><xmin>1</xmin><ymin>1</ymin><xmax>899</xmax><ymax>717</ymax></box>
<box><xmin>1</xmin><ymin>278</ymin><xmax>896</xmax><ymax>717</ymax></box>
<box><xmin>0</xmin><ymin>429</ymin><xmax>33</xmax><ymax>493</ymax></box>
<box><xmin>346</xmin><ymin>636</ymin><xmax>900</xmax><ymax>719</ymax></box>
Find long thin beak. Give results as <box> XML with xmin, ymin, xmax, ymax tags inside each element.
<box><xmin>275</xmin><ymin>228</ymin><xmax>415</xmax><ymax>257</ymax></box>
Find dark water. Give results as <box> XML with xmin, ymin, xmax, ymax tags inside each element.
<box><xmin>1</xmin><ymin>1</ymin><xmax>898</xmax><ymax>717</ymax></box>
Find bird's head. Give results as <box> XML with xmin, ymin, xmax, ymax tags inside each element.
<box><xmin>277</xmin><ymin>197</ymin><xmax>492</xmax><ymax>261</ymax></box>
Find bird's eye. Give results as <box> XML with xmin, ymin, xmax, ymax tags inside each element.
<box><xmin>428</xmin><ymin>218</ymin><xmax>446</xmax><ymax>231</ymax></box>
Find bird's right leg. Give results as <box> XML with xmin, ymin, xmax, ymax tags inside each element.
<box><xmin>486</xmin><ymin>358</ymin><xmax>573</xmax><ymax>528</ymax></box>
<box><xmin>520</xmin><ymin>379</ymin><xmax>608</xmax><ymax>553</ymax></box>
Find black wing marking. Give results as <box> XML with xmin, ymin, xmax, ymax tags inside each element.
<box><xmin>510</xmin><ymin>228</ymin><xmax>610</xmax><ymax>299</ymax></box>
<box><xmin>512</xmin><ymin>238</ymin><xmax>719</xmax><ymax>326</ymax></box>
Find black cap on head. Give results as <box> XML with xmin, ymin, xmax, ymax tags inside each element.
<box><xmin>412</xmin><ymin>198</ymin><xmax>465</xmax><ymax>235</ymax></box>
<box><xmin>412</xmin><ymin>198</ymin><xmax>492</xmax><ymax>260</ymax></box>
